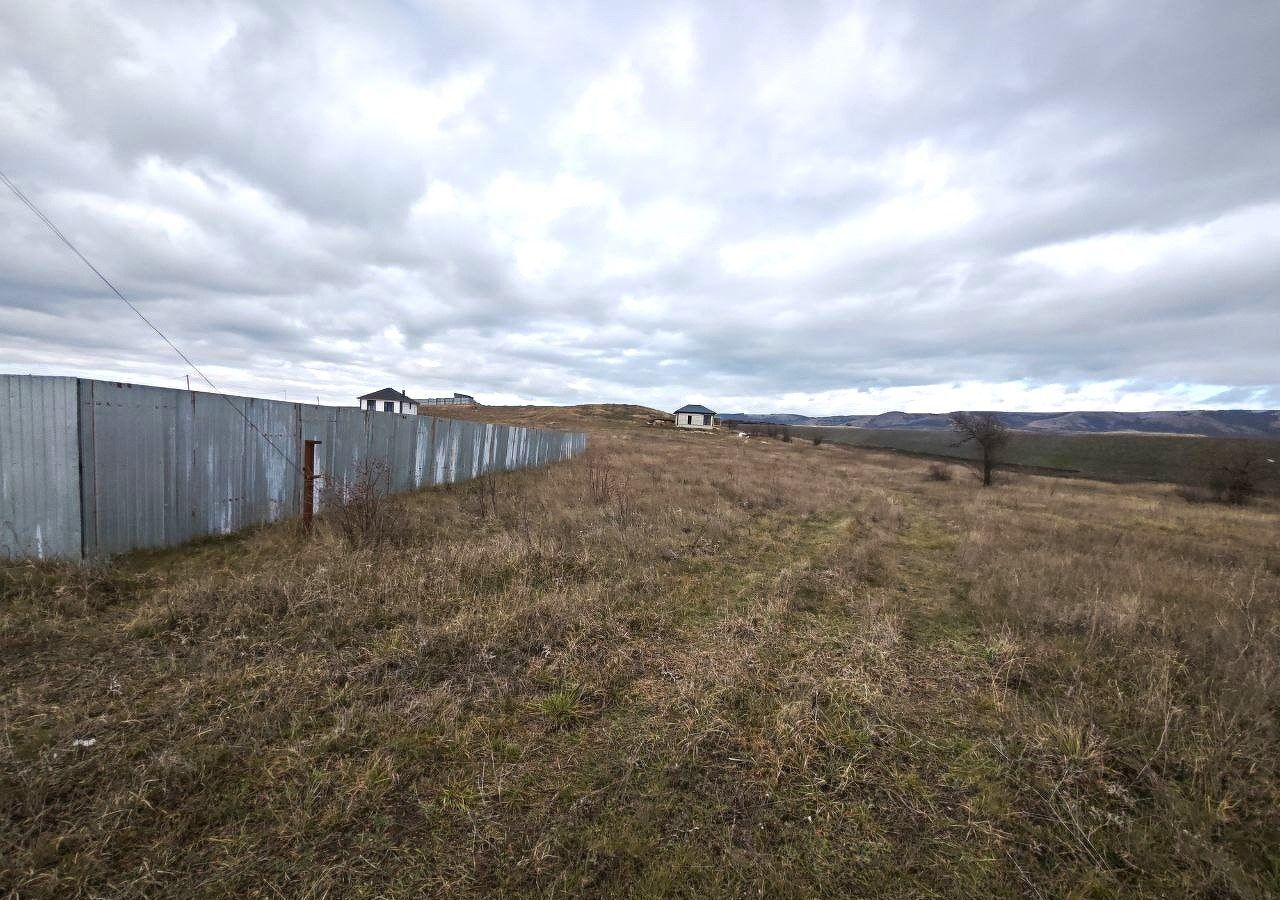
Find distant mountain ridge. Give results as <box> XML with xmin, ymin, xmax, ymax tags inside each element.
<box><xmin>718</xmin><ymin>409</ymin><xmax>1280</xmax><ymax>438</ymax></box>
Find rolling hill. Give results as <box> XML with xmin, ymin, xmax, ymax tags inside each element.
<box><xmin>719</xmin><ymin>408</ymin><xmax>1280</xmax><ymax>438</ymax></box>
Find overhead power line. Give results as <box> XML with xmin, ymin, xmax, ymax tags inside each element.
<box><xmin>0</xmin><ymin>169</ymin><xmax>303</xmax><ymax>477</ymax></box>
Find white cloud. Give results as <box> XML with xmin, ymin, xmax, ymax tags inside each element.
<box><xmin>344</xmin><ymin>64</ymin><xmax>493</xmax><ymax>146</ymax></box>
<box><xmin>719</xmin><ymin>188</ymin><xmax>978</xmax><ymax>278</ymax></box>
<box><xmin>1017</xmin><ymin>202</ymin><xmax>1280</xmax><ymax>277</ymax></box>
<box><xmin>0</xmin><ymin>0</ymin><xmax>1277</xmax><ymax>414</ymax></box>
<box><xmin>754</xmin><ymin>7</ymin><xmax>916</xmax><ymax>127</ymax></box>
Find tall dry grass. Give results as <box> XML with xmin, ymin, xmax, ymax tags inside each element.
<box><xmin>953</xmin><ymin>477</ymin><xmax>1280</xmax><ymax>894</ymax></box>
<box><xmin>2</xmin><ymin>411</ymin><xmax>1278</xmax><ymax>897</ymax></box>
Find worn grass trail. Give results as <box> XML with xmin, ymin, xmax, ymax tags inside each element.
<box><xmin>3</xmin><ymin>409</ymin><xmax>1279</xmax><ymax>898</ymax></box>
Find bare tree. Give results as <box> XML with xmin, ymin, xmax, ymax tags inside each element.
<box><xmin>950</xmin><ymin>412</ymin><xmax>1010</xmax><ymax>486</ymax></box>
<box><xmin>1206</xmin><ymin>440</ymin><xmax>1266</xmax><ymax>505</ymax></box>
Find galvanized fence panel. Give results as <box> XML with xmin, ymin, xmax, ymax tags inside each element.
<box><xmin>328</xmin><ymin>407</ymin><xmax>368</xmax><ymax>492</ymax></box>
<box><xmin>192</xmin><ymin>391</ymin><xmax>250</xmax><ymax>541</ymax></box>
<box><xmin>83</xmin><ymin>381</ymin><xmax>180</xmax><ymax>556</ymax></box>
<box><xmin>243</xmin><ymin>395</ymin><xmax>299</xmax><ymax>527</ymax></box>
<box><xmin>0</xmin><ymin>375</ymin><xmax>82</xmax><ymax>559</ymax></box>
<box><xmin>366</xmin><ymin>411</ymin><xmax>400</xmax><ymax>485</ymax></box>
<box><xmin>455</xmin><ymin>418</ymin><xmax>476</xmax><ymax>483</ymax></box>
<box><xmin>504</xmin><ymin>426</ymin><xmax>522</xmax><ymax>473</ymax></box>
<box><xmin>0</xmin><ymin>376</ymin><xmax>587</xmax><ymax>559</ymax></box>
<box><xmin>412</xmin><ymin>417</ymin><xmax>434</xmax><ymax>488</ymax></box>
<box><xmin>388</xmin><ymin>415</ymin><xmax>420</xmax><ymax>494</ymax></box>
<box><xmin>432</xmin><ymin>416</ymin><xmax>461</xmax><ymax>484</ymax></box>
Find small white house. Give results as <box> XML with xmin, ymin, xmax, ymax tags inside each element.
<box><xmin>358</xmin><ymin>387</ymin><xmax>418</xmax><ymax>414</ymax></box>
<box><xmin>674</xmin><ymin>404</ymin><xmax>716</xmax><ymax>430</ymax></box>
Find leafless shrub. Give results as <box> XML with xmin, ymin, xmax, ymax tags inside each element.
<box><xmin>950</xmin><ymin>412</ymin><xmax>1010</xmax><ymax>486</ymax></box>
<box><xmin>469</xmin><ymin>470</ymin><xmax>501</xmax><ymax>519</ymax></box>
<box><xmin>319</xmin><ymin>457</ymin><xmax>407</xmax><ymax>548</ymax></box>
<box><xmin>583</xmin><ymin>452</ymin><xmax>640</xmax><ymax>529</ymax></box>
<box><xmin>812</xmin><ymin>434</ymin><xmax>825</xmax><ymax>447</ymax></box>
<box><xmin>1177</xmin><ymin>442</ymin><xmax>1268</xmax><ymax>505</ymax></box>
<box><xmin>1206</xmin><ymin>442</ymin><xmax>1265</xmax><ymax>505</ymax></box>
<box><xmin>926</xmin><ymin>462</ymin><xmax>953</xmax><ymax>482</ymax></box>
<box><xmin>611</xmin><ymin>475</ymin><xmax>638</xmax><ymax>530</ymax></box>
<box><xmin>586</xmin><ymin>454</ymin><xmax>613</xmax><ymax>505</ymax></box>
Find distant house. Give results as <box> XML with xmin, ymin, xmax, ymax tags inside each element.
<box><xmin>674</xmin><ymin>404</ymin><xmax>716</xmax><ymax>430</ymax></box>
<box><xmin>358</xmin><ymin>387</ymin><xmax>418</xmax><ymax>414</ymax></box>
<box><xmin>419</xmin><ymin>392</ymin><xmax>477</xmax><ymax>408</ymax></box>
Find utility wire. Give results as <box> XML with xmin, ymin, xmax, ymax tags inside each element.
<box><xmin>0</xmin><ymin>169</ymin><xmax>303</xmax><ymax>476</ymax></box>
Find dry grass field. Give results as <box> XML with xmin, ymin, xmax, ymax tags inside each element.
<box><xmin>783</xmin><ymin>424</ymin><xmax>1280</xmax><ymax>494</ymax></box>
<box><xmin>3</xmin><ymin>405</ymin><xmax>1279</xmax><ymax>898</ymax></box>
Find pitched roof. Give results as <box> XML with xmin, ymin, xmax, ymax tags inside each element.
<box><xmin>358</xmin><ymin>387</ymin><xmax>416</xmax><ymax>403</ymax></box>
<box><xmin>674</xmin><ymin>404</ymin><xmax>716</xmax><ymax>415</ymax></box>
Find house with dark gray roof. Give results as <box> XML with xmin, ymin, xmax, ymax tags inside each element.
<box><xmin>358</xmin><ymin>387</ymin><xmax>418</xmax><ymax>414</ymax></box>
<box><xmin>674</xmin><ymin>403</ymin><xmax>716</xmax><ymax>430</ymax></box>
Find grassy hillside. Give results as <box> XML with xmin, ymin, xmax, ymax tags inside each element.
<box><xmin>793</xmin><ymin>425</ymin><xmax>1280</xmax><ymax>493</ymax></box>
<box><xmin>3</xmin><ymin>409</ymin><xmax>1279</xmax><ymax>897</ymax></box>
<box><xmin>424</xmin><ymin>402</ymin><xmax>671</xmax><ymax>431</ymax></box>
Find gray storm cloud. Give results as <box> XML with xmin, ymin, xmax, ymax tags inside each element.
<box><xmin>1</xmin><ymin>0</ymin><xmax>1277</xmax><ymax>413</ymax></box>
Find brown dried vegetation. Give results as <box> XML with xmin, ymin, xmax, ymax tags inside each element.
<box><xmin>2</xmin><ymin>406</ymin><xmax>1278</xmax><ymax>898</ymax></box>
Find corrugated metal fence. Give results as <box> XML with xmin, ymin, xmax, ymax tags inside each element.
<box><xmin>1</xmin><ymin>375</ymin><xmax>587</xmax><ymax>560</ymax></box>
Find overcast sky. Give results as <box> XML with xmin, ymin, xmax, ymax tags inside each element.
<box><xmin>1</xmin><ymin>1</ymin><xmax>1277</xmax><ymax>414</ymax></box>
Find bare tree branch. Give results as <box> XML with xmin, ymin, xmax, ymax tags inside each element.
<box><xmin>949</xmin><ymin>412</ymin><xmax>1011</xmax><ymax>486</ymax></box>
